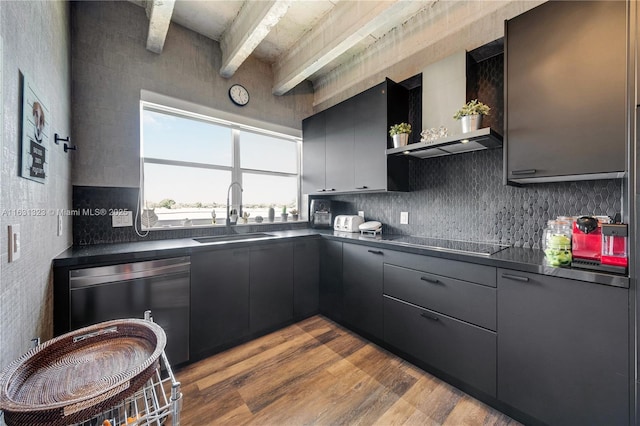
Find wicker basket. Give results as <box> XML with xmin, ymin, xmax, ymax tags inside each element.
<box><xmin>0</xmin><ymin>319</ymin><xmax>166</xmax><ymax>426</ymax></box>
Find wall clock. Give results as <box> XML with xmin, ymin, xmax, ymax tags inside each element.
<box><xmin>229</xmin><ymin>84</ymin><xmax>249</xmax><ymax>107</ymax></box>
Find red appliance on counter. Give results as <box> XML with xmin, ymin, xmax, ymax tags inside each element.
<box><xmin>571</xmin><ymin>217</ymin><xmax>603</xmax><ymax>262</ymax></box>
<box><xmin>571</xmin><ymin>216</ymin><xmax>628</xmax><ymax>274</ymax></box>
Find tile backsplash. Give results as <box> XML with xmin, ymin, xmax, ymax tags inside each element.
<box><xmin>73</xmin><ymin>186</ymin><xmax>308</xmax><ymax>245</ymax></box>
<box><xmin>326</xmin><ymin>148</ymin><xmax>622</xmax><ymax>249</ymax></box>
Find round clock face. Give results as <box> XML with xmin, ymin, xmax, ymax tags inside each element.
<box><xmin>229</xmin><ymin>84</ymin><xmax>249</xmax><ymax>106</ymax></box>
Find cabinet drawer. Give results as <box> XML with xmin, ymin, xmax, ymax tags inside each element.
<box><xmin>384</xmin><ymin>264</ymin><xmax>496</xmax><ymax>330</ymax></box>
<box><xmin>384</xmin><ymin>296</ymin><xmax>496</xmax><ymax>397</ymax></box>
<box><xmin>383</xmin><ymin>250</ymin><xmax>496</xmax><ymax>287</ymax></box>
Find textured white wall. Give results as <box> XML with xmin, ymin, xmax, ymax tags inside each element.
<box><xmin>0</xmin><ymin>1</ymin><xmax>72</xmax><ymax>370</ymax></box>
<box><xmin>71</xmin><ymin>1</ymin><xmax>314</xmax><ymax>188</ymax></box>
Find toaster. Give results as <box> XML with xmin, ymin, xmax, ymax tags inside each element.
<box><xmin>334</xmin><ymin>215</ymin><xmax>365</xmax><ymax>232</ymax></box>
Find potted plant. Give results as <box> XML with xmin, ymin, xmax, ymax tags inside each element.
<box><xmin>453</xmin><ymin>99</ymin><xmax>490</xmax><ymax>133</ymax></box>
<box><xmin>281</xmin><ymin>206</ymin><xmax>288</xmax><ymax>222</ymax></box>
<box><xmin>290</xmin><ymin>209</ymin><xmax>299</xmax><ymax>221</ymax></box>
<box><xmin>389</xmin><ymin>123</ymin><xmax>412</xmax><ymax>148</ymax></box>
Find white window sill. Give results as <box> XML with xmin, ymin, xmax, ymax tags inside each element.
<box><xmin>142</xmin><ymin>219</ymin><xmax>307</xmax><ymax>231</ymax></box>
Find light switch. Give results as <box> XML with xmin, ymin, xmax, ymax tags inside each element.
<box><xmin>400</xmin><ymin>211</ymin><xmax>409</xmax><ymax>225</ymax></box>
<box><xmin>358</xmin><ymin>211</ymin><xmax>365</xmax><ymax>218</ymax></box>
<box><xmin>8</xmin><ymin>224</ymin><xmax>20</xmax><ymax>262</ymax></box>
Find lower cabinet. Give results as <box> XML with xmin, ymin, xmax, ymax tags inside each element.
<box><xmin>342</xmin><ymin>243</ymin><xmax>384</xmax><ymax>340</ymax></box>
<box><xmin>250</xmin><ymin>243</ymin><xmax>294</xmax><ymax>334</ymax></box>
<box><xmin>190</xmin><ymin>248</ymin><xmax>250</xmax><ymax>360</ymax></box>
<box><xmin>293</xmin><ymin>239</ymin><xmax>320</xmax><ymax>319</ymax></box>
<box><xmin>319</xmin><ymin>239</ymin><xmax>343</xmax><ymax>321</ymax></box>
<box><xmin>384</xmin><ymin>296</ymin><xmax>497</xmax><ymax>397</ymax></box>
<box><xmin>497</xmin><ymin>269</ymin><xmax>629</xmax><ymax>425</ymax></box>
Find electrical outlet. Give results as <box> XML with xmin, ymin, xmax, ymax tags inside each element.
<box><xmin>400</xmin><ymin>211</ymin><xmax>409</xmax><ymax>225</ymax></box>
<box><xmin>112</xmin><ymin>211</ymin><xmax>133</xmax><ymax>227</ymax></box>
<box><xmin>8</xmin><ymin>224</ymin><xmax>20</xmax><ymax>262</ymax></box>
<box><xmin>57</xmin><ymin>215</ymin><xmax>63</xmax><ymax>236</ymax></box>
<box><xmin>358</xmin><ymin>211</ymin><xmax>365</xmax><ymax>218</ymax></box>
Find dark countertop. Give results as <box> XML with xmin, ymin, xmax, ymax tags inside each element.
<box><xmin>53</xmin><ymin>228</ymin><xmax>629</xmax><ymax>289</ymax></box>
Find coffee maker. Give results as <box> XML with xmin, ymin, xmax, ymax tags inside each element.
<box><xmin>309</xmin><ymin>199</ymin><xmax>333</xmax><ymax>229</ymax></box>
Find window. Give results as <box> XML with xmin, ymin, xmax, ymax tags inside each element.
<box><xmin>141</xmin><ymin>103</ymin><xmax>300</xmax><ymax>228</ymax></box>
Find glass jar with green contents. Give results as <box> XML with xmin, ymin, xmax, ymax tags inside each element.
<box><xmin>542</xmin><ymin>219</ymin><xmax>572</xmax><ymax>266</ymax></box>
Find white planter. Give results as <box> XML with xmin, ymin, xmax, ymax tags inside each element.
<box><xmin>392</xmin><ymin>133</ymin><xmax>409</xmax><ymax>148</ymax></box>
<box><xmin>461</xmin><ymin>114</ymin><xmax>482</xmax><ymax>133</ymax></box>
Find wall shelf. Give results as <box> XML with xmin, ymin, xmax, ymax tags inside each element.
<box><xmin>386</xmin><ymin>127</ymin><xmax>502</xmax><ymax>159</ymax></box>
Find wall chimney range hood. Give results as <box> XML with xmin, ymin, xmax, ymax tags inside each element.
<box><xmin>387</xmin><ymin>50</ymin><xmax>503</xmax><ymax>159</ymax></box>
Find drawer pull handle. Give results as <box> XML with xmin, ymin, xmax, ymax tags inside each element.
<box><xmin>368</xmin><ymin>250</ymin><xmax>383</xmax><ymax>255</ymax></box>
<box><xmin>420</xmin><ymin>276</ymin><xmax>440</xmax><ymax>284</ymax></box>
<box><xmin>326</xmin><ymin>188</ymin><xmax>336</xmax><ymax>192</ymax></box>
<box><xmin>355</xmin><ymin>186</ymin><xmax>368</xmax><ymax>190</ymax></box>
<box><xmin>317</xmin><ymin>189</ymin><xmax>326</xmax><ymax>192</ymax></box>
<box><xmin>420</xmin><ymin>312</ymin><xmax>439</xmax><ymax>322</ymax></box>
<box><xmin>501</xmin><ymin>273</ymin><xmax>530</xmax><ymax>282</ymax></box>
<box><xmin>511</xmin><ymin>169</ymin><xmax>537</xmax><ymax>176</ymax></box>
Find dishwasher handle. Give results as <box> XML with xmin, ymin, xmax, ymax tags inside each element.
<box><xmin>70</xmin><ymin>257</ymin><xmax>191</xmax><ymax>289</ymax></box>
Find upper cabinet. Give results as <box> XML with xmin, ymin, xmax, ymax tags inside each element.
<box><xmin>302</xmin><ymin>79</ymin><xmax>410</xmax><ymax>195</ymax></box>
<box><xmin>505</xmin><ymin>0</ymin><xmax>627</xmax><ymax>184</ymax></box>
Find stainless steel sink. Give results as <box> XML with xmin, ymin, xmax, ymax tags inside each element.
<box><xmin>193</xmin><ymin>233</ymin><xmax>275</xmax><ymax>243</ymax></box>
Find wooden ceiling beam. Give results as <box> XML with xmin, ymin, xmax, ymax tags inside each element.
<box><xmin>220</xmin><ymin>0</ymin><xmax>292</xmax><ymax>78</ymax></box>
<box><xmin>145</xmin><ymin>0</ymin><xmax>176</xmax><ymax>54</ymax></box>
<box><xmin>272</xmin><ymin>0</ymin><xmax>416</xmax><ymax>96</ymax></box>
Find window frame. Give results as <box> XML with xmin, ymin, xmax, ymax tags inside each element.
<box><xmin>140</xmin><ymin>101</ymin><xmax>301</xmax><ymax>229</ymax></box>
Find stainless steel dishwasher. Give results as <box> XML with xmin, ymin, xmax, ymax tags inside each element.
<box><xmin>69</xmin><ymin>256</ymin><xmax>190</xmax><ymax>365</ymax></box>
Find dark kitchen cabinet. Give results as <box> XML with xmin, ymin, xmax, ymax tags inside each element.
<box><xmin>191</xmin><ymin>248</ymin><xmax>250</xmax><ymax>360</ymax></box>
<box><xmin>293</xmin><ymin>238</ymin><xmax>320</xmax><ymax>319</ymax></box>
<box><xmin>319</xmin><ymin>239</ymin><xmax>343</xmax><ymax>321</ymax></box>
<box><xmin>353</xmin><ymin>84</ymin><xmax>388</xmax><ymax>191</ymax></box>
<box><xmin>497</xmin><ymin>269</ymin><xmax>628</xmax><ymax>425</ymax></box>
<box><xmin>250</xmin><ymin>243</ymin><xmax>294</xmax><ymax>334</ymax></box>
<box><xmin>342</xmin><ymin>243</ymin><xmax>384</xmax><ymax>340</ymax></box>
<box><xmin>384</xmin><ymin>296</ymin><xmax>496</xmax><ymax>397</ymax></box>
<box><xmin>325</xmin><ymin>100</ymin><xmax>355</xmax><ymax>192</ymax></box>
<box><xmin>383</xmin><ymin>263</ymin><xmax>496</xmax><ymax>331</ymax></box>
<box><xmin>505</xmin><ymin>0</ymin><xmax>626</xmax><ymax>183</ymax></box>
<box><xmin>301</xmin><ymin>112</ymin><xmax>326</xmax><ymax>194</ymax></box>
<box><xmin>302</xmin><ymin>79</ymin><xmax>409</xmax><ymax>195</ymax></box>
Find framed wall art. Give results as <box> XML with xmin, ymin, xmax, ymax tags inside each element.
<box><xmin>20</xmin><ymin>74</ymin><xmax>50</xmax><ymax>183</ymax></box>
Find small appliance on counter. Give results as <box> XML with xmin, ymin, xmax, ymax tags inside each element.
<box><xmin>601</xmin><ymin>223</ymin><xmax>628</xmax><ymax>269</ymax></box>
<box><xmin>334</xmin><ymin>215</ymin><xmax>365</xmax><ymax>232</ymax></box>
<box><xmin>359</xmin><ymin>221</ymin><xmax>383</xmax><ymax>236</ymax></box>
<box><xmin>309</xmin><ymin>199</ymin><xmax>333</xmax><ymax>229</ymax></box>
<box><xmin>570</xmin><ymin>215</ymin><xmax>628</xmax><ymax>274</ymax></box>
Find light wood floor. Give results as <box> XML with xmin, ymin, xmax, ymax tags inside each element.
<box><xmin>176</xmin><ymin>315</ymin><xmax>521</xmax><ymax>425</ymax></box>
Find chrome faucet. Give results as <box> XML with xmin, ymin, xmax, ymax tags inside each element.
<box><xmin>226</xmin><ymin>181</ymin><xmax>243</xmax><ymax>226</ymax></box>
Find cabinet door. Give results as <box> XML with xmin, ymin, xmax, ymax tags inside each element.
<box><xmin>302</xmin><ymin>112</ymin><xmax>326</xmax><ymax>194</ymax></box>
<box><xmin>506</xmin><ymin>1</ymin><xmax>626</xmax><ymax>181</ymax></box>
<box><xmin>319</xmin><ymin>239</ymin><xmax>343</xmax><ymax>321</ymax></box>
<box><xmin>342</xmin><ymin>243</ymin><xmax>384</xmax><ymax>340</ymax></box>
<box><xmin>191</xmin><ymin>249</ymin><xmax>250</xmax><ymax>359</ymax></box>
<box><xmin>353</xmin><ymin>83</ymin><xmax>387</xmax><ymax>191</ymax></box>
<box><xmin>293</xmin><ymin>239</ymin><xmax>320</xmax><ymax>319</ymax></box>
<box><xmin>250</xmin><ymin>243</ymin><xmax>294</xmax><ymax>334</ymax></box>
<box><xmin>497</xmin><ymin>269</ymin><xmax>628</xmax><ymax>425</ymax></box>
<box><xmin>324</xmin><ymin>101</ymin><xmax>354</xmax><ymax>192</ymax></box>
<box><xmin>384</xmin><ymin>296</ymin><xmax>496</xmax><ymax>397</ymax></box>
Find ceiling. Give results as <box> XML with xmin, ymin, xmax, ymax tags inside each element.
<box><xmin>131</xmin><ymin>0</ymin><xmax>461</xmax><ymax>94</ymax></box>
<box><xmin>132</xmin><ymin>0</ymin><xmax>542</xmax><ymax>98</ymax></box>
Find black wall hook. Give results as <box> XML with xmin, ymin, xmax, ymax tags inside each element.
<box><xmin>54</xmin><ymin>133</ymin><xmax>69</xmax><ymax>145</ymax></box>
<box><xmin>64</xmin><ymin>143</ymin><xmax>77</xmax><ymax>153</ymax></box>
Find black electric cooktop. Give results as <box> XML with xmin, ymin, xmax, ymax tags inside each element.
<box><xmin>388</xmin><ymin>236</ymin><xmax>509</xmax><ymax>256</ymax></box>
